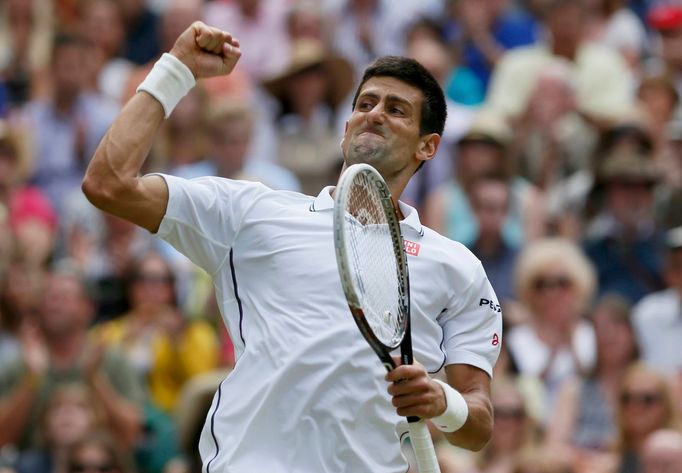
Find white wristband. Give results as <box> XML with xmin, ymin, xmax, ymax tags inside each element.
<box><xmin>431</xmin><ymin>379</ymin><xmax>469</xmax><ymax>433</ymax></box>
<box><xmin>136</xmin><ymin>53</ymin><xmax>196</xmax><ymax>118</ymax></box>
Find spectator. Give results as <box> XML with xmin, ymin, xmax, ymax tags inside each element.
<box><xmin>0</xmin><ymin>0</ymin><xmax>53</xmax><ymax>109</ymax></box>
<box><xmin>584</xmin><ymin>0</ymin><xmax>648</xmax><ymax>70</ymax></box>
<box><xmin>65</xmin><ymin>433</ymin><xmax>132</xmax><ymax>473</ymax></box>
<box><xmin>0</xmin><ymin>123</ymin><xmax>56</xmax><ymax>268</ymax></box>
<box><xmin>119</xmin><ymin>0</ymin><xmax>160</xmax><ymax>65</ymax></box>
<box><xmin>505</xmin><ymin>238</ymin><xmax>597</xmax><ymax>421</ymax></box>
<box><xmin>467</xmin><ymin>174</ymin><xmax>520</xmax><ymax>304</ymax></box>
<box><xmin>486</xmin><ymin>0</ymin><xmax>633</xmax><ymax>125</ymax></box>
<box><xmin>647</xmin><ymin>5</ymin><xmax>682</xmax><ymax>102</ymax></box>
<box><xmin>547</xmin><ymin>295</ymin><xmax>639</xmax><ymax>469</ymax></box>
<box><xmin>641</xmin><ymin>429</ymin><xmax>682</xmax><ymax>473</ymax></box>
<box><xmin>79</xmin><ymin>0</ymin><xmax>135</xmax><ymax>104</ymax></box>
<box><xmin>324</xmin><ymin>0</ymin><xmax>442</xmax><ymax>75</ymax></box>
<box><xmin>443</xmin><ymin>0</ymin><xmax>539</xmax><ymax>91</ymax></box>
<box><xmin>632</xmin><ymin>226</ymin><xmax>682</xmax><ymax>376</ymax></box>
<box><xmin>205</xmin><ymin>98</ymin><xmax>301</xmax><ymax>192</ymax></box>
<box><xmin>471</xmin><ymin>376</ymin><xmax>539</xmax><ymax>473</ymax></box>
<box><xmin>13</xmin><ymin>383</ymin><xmax>105</xmax><ymax>473</ymax></box>
<box><xmin>204</xmin><ymin>0</ymin><xmax>290</xmax><ymax>81</ymax></box>
<box><xmin>261</xmin><ymin>39</ymin><xmax>353</xmax><ymax>195</ymax></box>
<box><xmin>508</xmin><ymin>60</ymin><xmax>596</xmax><ymax>193</ymax></box>
<box><xmin>93</xmin><ymin>252</ymin><xmax>219</xmax><ymax>413</ymax></box>
<box><xmin>19</xmin><ymin>33</ymin><xmax>119</xmax><ymax>214</ymax></box>
<box><xmin>423</xmin><ymin>110</ymin><xmax>544</xmax><ymax>248</ymax></box>
<box><xmin>614</xmin><ymin>363</ymin><xmax>679</xmax><ymax>473</ymax></box>
<box><xmin>584</xmin><ymin>152</ymin><xmax>666</xmax><ymax>302</ymax></box>
<box><xmin>402</xmin><ymin>31</ymin><xmax>477</xmax><ymax>210</ymax></box>
<box><xmin>0</xmin><ymin>265</ymin><xmax>144</xmax><ymax>450</ymax></box>
<box><xmin>636</xmin><ymin>74</ymin><xmax>679</xmax><ymax>155</ymax></box>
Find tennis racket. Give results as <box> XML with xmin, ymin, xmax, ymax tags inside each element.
<box><xmin>333</xmin><ymin>163</ymin><xmax>440</xmax><ymax>473</ymax></box>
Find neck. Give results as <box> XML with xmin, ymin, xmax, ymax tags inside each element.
<box><xmin>47</xmin><ymin>332</ymin><xmax>85</xmax><ymax>368</ymax></box>
<box><xmin>476</xmin><ymin>232</ymin><xmax>503</xmax><ymax>257</ymax></box>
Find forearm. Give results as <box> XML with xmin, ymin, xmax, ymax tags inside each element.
<box><xmin>89</xmin><ymin>372</ymin><xmax>142</xmax><ymax>448</ymax></box>
<box><xmin>83</xmin><ymin>92</ymin><xmax>165</xmax><ymax>208</ymax></box>
<box><xmin>442</xmin><ymin>388</ymin><xmax>493</xmax><ymax>451</ymax></box>
<box><xmin>0</xmin><ymin>373</ymin><xmax>40</xmax><ymax>446</ymax></box>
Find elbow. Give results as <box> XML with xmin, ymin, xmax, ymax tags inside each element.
<box><xmin>466</xmin><ymin>427</ymin><xmax>492</xmax><ymax>452</ymax></box>
<box><xmin>81</xmin><ymin>165</ymin><xmax>126</xmax><ymax>212</ymax></box>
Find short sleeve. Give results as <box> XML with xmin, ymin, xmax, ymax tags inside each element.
<box><xmin>154</xmin><ymin>174</ymin><xmax>269</xmax><ymax>275</ymax></box>
<box><xmin>440</xmin><ymin>263</ymin><xmax>503</xmax><ymax>377</ymax></box>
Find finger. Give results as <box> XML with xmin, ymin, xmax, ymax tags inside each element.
<box><xmin>196</xmin><ymin>27</ymin><xmax>231</xmax><ymax>52</ymax></box>
<box><xmin>385</xmin><ymin>363</ymin><xmax>427</xmax><ymax>383</ymax></box>
<box><xmin>387</xmin><ymin>377</ymin><xmax>431</xmax><ymax>396</ymax></box>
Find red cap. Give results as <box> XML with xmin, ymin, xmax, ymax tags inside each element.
<box><xmin>648</xmin><ymin>5</ymin><xmax>682</xmax><ymax>31</ymax></box>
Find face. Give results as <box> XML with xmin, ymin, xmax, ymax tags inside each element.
<box><xmin>593</xmin><ymin>307</ymin><xmax>636</xmax><ymax>368</ymax></box>
<box><xmin>619</xmin><ymin>371</ymin><xmax>668</xmax><ymax>438</ymax></box>
<box><xmin>40</xmin><ymin>274</ymin><xmax>90</xmax><ymax>337</ymax></box>
<box><xmin>546</xmin><ymin>4</ymin><xmax>585</xmax><ymax>49</ymax></box>
<box><xmin>284</xmin><ymin>67</ymin><xmax>328</xmax><ymax>112</ymax></box>
<box><xmin>528</xmin><ymin>267</ymin><xmax>578</xmax><ymax>324</ymax></box>
<box><xmin>210</xmin><ymin>118</ymin><xmax>251</xmax><ymax>173</ymax></box>
<box><xmin>661</xmin><ymin>29</ymin><xmax>682</xmax><ymax>69</ymax></box>
<box><xmin>490</xmin><ymin>387</ymin><xmax>527</xmax><ymax>452</ymax></box>
<box><xmin>343</xmin><ymin>77</ymin><xmax>429</xmax><ymax>178</ymax></box>
<box><xmin>69</xmin><ymin>444</ymin><xmax>119</xmax><ymax>473</ymax></box>
<box><xmin>46</xmin><ymin>391</ymin><xmax>96</xmax><ymax>447</ymax></box>
<box><xmin>53</xmin><ymin>44</ymin><xmax>86</xmax><ymax>98</ymax></box>
<box><xmin>82</xmin><ymin>0</ymin><xmax>125</xmax><ymax>57</ymax></box>
<box><xmin>606</xmin><ymin>180</ymin><xmax>655</xmax><ymax>228</ymax></box>
<box><xmin>129</xmin><ymin>255</ymin><xmax>175</xmax><ymax>310</ymax></box>
<box><xmin>471</xmin><ymin>180</ymin><xmax>509</xmax><ymax>236</ymax></box>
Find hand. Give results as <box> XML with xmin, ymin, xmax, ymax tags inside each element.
<box><xmin>19</xmin><ymin>322</ymin><xmax>49</xmax><ymax>375</ymax></box>
<box><xmin>385</xmin><ymin>357</ymin><xmax>446</xmax><ymax>419</ymax></box>
<box><xmin>170</xmin><ymin>21</ymin><xmax>241</xmax><ymax>79</ymax></box>
<box><xmin>81</xmin><ymin>335</ymin><xmax>107</xmax><ymax>381</ymax></box>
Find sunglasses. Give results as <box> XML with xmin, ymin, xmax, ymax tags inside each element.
<box><xmin>69</xmin><ymin>463</ymin><xmax>115</xmax><ymax>473</ymax></box>
<box><xmin>532</xmin><ymin>275</ymin><xmax>573</xmax><ymax>292</ymax></box>
<box><xmin>494</xmin><ymin>407</ymin><xmax>525</xmax><ymax>420</ymax></box>
<box><xmin>620</xmin><ymin>391</ymin><xmax>662</xmax><ymax>407</ymax></box>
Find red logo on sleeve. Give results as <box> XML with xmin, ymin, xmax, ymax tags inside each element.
<box><xmin>403</xmin><ymin>240</ymin><xmax>421</xmax><ymax>256</ymax></box>
<box><xmin>492</xmin><ymin>333</ymin><xmax>500</xmax><ymax>346</ymax></box>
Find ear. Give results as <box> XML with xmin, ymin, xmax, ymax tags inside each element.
<box><xmin>415</xmin><ymin>133</ymin><xmax>441</xmax><ymax>165</ymax></box>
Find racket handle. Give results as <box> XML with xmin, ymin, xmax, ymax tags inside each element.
<box><xmin>408</xmin><ymin>419</ymin><xmax>441</xmax><ymax>473</ymax></box>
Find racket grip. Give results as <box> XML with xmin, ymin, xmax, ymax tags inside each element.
<box><xmin>408</xmin><ymin>419</ymin><xmax>441</xmax><ymax>473</ymax></box>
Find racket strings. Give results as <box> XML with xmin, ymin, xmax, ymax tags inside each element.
<box><xmin>344</xmin><ymin>173</ymin><xmax>405</xmax><ymax>347</ymax></box>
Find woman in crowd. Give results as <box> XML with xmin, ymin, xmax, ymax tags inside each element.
<box><xmin>614</xmin><ymin>362</ymin><xmax>679</xmax><ymax>473</ymax></box>
<box><xmin>92</xmin><ymin>251</ymin><xmax>219</xmax><ymax>413</ymax></box>
<box><xmin>547</xmin><ymin>295</ymin><xmax>640</xmax><ymax>471</ymax></box>
<box><xmin>505</xmin><ymin>238</ymin><xmax>597</xmax><ymax>422</ymax></box>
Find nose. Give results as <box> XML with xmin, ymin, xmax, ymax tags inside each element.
<box><xmin>365</xmin><ymin>102</ymin><xmax>385</xmax><ymax>124</ymax></box>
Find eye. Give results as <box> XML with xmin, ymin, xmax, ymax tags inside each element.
<box><xmin>357</xmin><ymin>101</ymin><xmax>374</xmax><ymax>111</ymax></box>
<box><xmin>390</xmin><ymin>107</ymin><xmax>405</xmax><ymax>116</ymax></box>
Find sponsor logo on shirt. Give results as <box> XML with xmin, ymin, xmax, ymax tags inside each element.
<box><xmin>404</xmin><ymin>240</ymin><xmax>420</xmax><ymax>256</ymax></box>
<box><xmin>491</xmin><ymin>333</ymin><xmax>500</xmax><ymax>346</ymax></box>
<box><xmin>479</xmin><ymin>298</ymin><xmax>501</xmax><ymax>313</ymax></box>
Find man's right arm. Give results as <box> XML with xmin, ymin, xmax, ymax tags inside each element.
<box><xmin>82</xmin><ymin>22</ymin><xmax>241</xmax><ymax>233</ymax></box>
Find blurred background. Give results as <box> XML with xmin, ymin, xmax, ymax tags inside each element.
<box><xmin>0</xmin><ymin>0</ymin><xmax>681</xmax><ymax>472</ymax></box>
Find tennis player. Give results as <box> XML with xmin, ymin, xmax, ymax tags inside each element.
<box><xmin>83</xmin><ymin>22</ymin><xmax>502</xmax><ymax>473</ymax></box>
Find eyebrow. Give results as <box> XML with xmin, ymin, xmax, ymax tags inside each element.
<box><xmin>357</xmin><ymin>92</ymin><xmax>414</xmax><ymax>110</ymax></box>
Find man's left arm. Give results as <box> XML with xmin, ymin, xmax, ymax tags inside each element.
<box><xmin>386</xmin><ymin>362</ymin><xmax>492</xmax><ymax>451</ymax></box>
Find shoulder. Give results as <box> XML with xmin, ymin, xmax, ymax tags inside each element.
<box><xmin>633</xmin><ymin>289</ymin><xmax>678</xmax><ymax>318</ymax></box>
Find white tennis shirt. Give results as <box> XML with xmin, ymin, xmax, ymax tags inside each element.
<box><xmin>156</xmin><ymin>174</ymin><xmax>502</xmax><ymax>473</ymax></box>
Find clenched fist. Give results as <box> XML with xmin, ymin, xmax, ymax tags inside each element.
<box><xmin>170</xmin><ymin>21</ymin><xmax>241</xmax><ymax>79</ymax></box>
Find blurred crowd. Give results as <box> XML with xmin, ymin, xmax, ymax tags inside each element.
<box><xmin>0</xmin><ymin>0</ymin><xmax>681</xmax><ymax>472</ymax></box>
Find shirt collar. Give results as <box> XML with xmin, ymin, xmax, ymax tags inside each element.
<box><xmin>311</xmin><ymin>186</ymin><xmax>424</xmax><ymax>236</ymax></box>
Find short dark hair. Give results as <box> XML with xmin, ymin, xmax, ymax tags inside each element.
<box><xmin>351</xmin><ymin>56</ymin><xmax>447</xmax><ymax>138</ymax></box>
